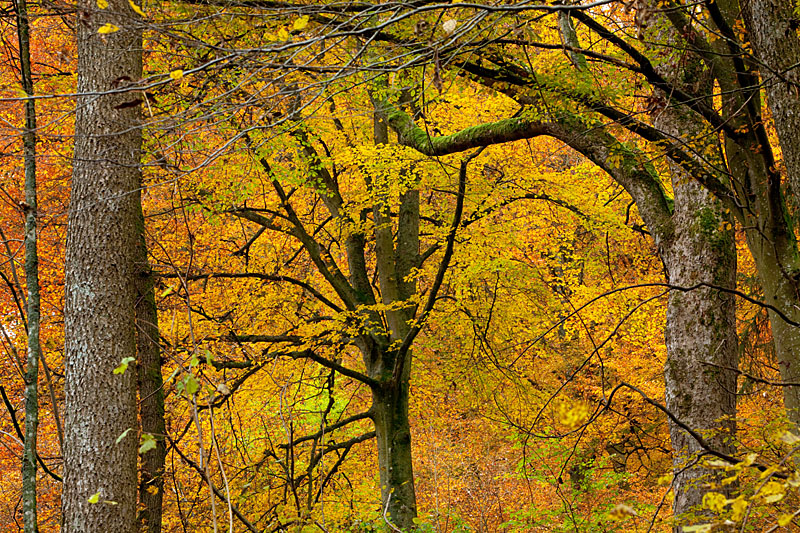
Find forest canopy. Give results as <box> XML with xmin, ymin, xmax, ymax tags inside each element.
<box><xmin>2</xmin><ymin>0</ymin><xmax>800</xmax><ymax>532</ymax></box>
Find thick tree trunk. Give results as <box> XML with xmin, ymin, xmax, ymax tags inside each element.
<box><xmin>638</xmin><ymin>14</ymin><xmax>740</xmax><ymax>524</ymax></box>
<box><xmin>15</xmin><ymin>0</ymin><xmax>42</xmax><ymax>529</ymax></box>
<box><xmin>660</xmin><ymin>183</ymin><xmax>738</xmax><ymax>528</ymax></box>
<box><xmin>744</xmin><ymin>226</ymin><xmax>800</xmax><ymax>422</ymax></box>
<box><xmin>736</xmin><ymin>0</ymin><xmax>800</xmax><ymax>423</ymax></box>
<box><xmin>62</xmin><ymin>0</ymin><xmax>143</xmax><ymax>530</ymax></box>
<box><xmin>740</xmin><ymin>0</ymin><xmax>800</xmax><ymax>197</ymax></box>
<box><xmin>135</xmin><ymin>211</ymin><xmax>166</xmax><ymax>533</ymax></box>
<box><xmin>367</xmin><ymin>110</ymin><xmax>420</xmax><ymax>530</ymax></box>
<box><xmin>372</xmin><ymin>380</ymin><xmax>417</xmax><ymax>530</ymax></box>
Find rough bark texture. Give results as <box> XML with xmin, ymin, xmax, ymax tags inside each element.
<box><xmin>572</xmin><ymin>114</ymin><xmax>738</xmax><ymax>527</ymax></box>
<box><xmin>16</xmin><ymin>0</ymin><xmax>41</xmax><ymax>529</ymax></box>
<box><xmin>648</xmin><ymin>40</ymin><xmax>739</xmax><ymax>519</ymax></box>
<box><xmin>62</xmin><ymin>1</ymin><xmax>143</xmax><ymax>530</ymax></box>
<box><xmin>661</xmin><ymin>183</ymin><xmax>737</xmax><ymax>526</ymax></box>
<box><xmin>135</xmin><ymin>209</ymin><xmax>166</xmax><ymax>533</ymax></box>
<box><xmin>741</xmin><ymin>0</ymin><xmax>800</xmax><ymax>197</ymax></box>
<box><xmin>710</xmin><ymin>0</ymin><xmax>800</xmax><ymax>427</ymax></box>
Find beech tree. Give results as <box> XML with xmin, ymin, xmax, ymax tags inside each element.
<box><xmin>8</xmin><ymin>0</ymin><xmax>800</xmax><ymax>531</ymax></box>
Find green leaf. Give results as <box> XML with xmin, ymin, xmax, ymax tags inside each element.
<box><xmin>88</xmin><ymin>491</ymin><xmax>100</xmax><ymax>504</ymax></box>
<box><xmin>116</xmin><ymin>427</ymin><xmax>133</xmax><ymax>444</ymax></box>
<box><xmin>682</xmin><ymin>525</ymin><xmax>712</xmax><ymax>533</ymax></box>
<box><xmin>113</xmin><ymin>356</ymin><xmax>136</xmax><ymax>375</ymax></box>
<box><xmin>185</xmin><ymin>374</ymin><xmax>200</xmax><ymax>396</ymax></box>
<box><xmin>139</xmin><ymin>433</ymin><xmax>157</xmax><ymax>454</ymax></box>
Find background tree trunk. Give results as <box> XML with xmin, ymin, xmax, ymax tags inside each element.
<box><xmin>62</xmin><ymin>0</ymin><xmax>143</xmax><ymax>530</ymax></box>
<box><xmin>135</xmin><ymin>207</ymin><xmax>166</xmax><ymax>533</ymax></box>
<box><xmin>15</xmin><ymin>0</ymin><xmax>42</xmax><ymax>529</ymax></box>
<box><xmin>740</xmin><ymin>0</ymin><xmax>800</xmax><ymax>197</ymax></box>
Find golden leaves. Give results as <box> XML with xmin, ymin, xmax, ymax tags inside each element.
<box><xmin>97</xmin><ymin>23</ymin><xmax>119</xmax><ymax>34</ymax></box>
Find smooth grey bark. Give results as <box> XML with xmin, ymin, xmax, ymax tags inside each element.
<box><xmin>135</xmin><ymin>208</ymin><xmax>166</xmax><ymax>533</ymax></box>
<box><xmin>740</xmin><ymin>0</ymin><xmax>800</xmax><ymax>198</ymax></box>
<box><xmin>369</xmin><ymin>114</ymin><xmax>419</xmax><ymax>529</ymax></box>
<box><xmin>15</xmin><ymin>0</ymin><xmax>42</xmax><ymax>529</ymax></box>
<box><xmin>62</xmin><ymin>0</ymin><xmax>143</xmax><ymax>530</ymax></box>
<box><xmin>734</xmin><ymin>0</ymin><xmax>800</xmax><ymax>422</ymax></box>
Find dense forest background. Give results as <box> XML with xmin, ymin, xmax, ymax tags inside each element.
<box><xmin>1</xmin><ymin>0</ymin><xmax>800</xmax><ymax>531</ymax></box>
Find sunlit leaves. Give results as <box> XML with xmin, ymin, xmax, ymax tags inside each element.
<box><xmin>702</xmin><ymin>492</ymin><xmax>727</xmax><ymax>514</ymax></box>
<box><xmin>293</xmin><ymin>15</ymin><xmax>309</xmax><ymax>31</ymax></box>
<box><xmin>97</xmin><ymin>23</ymin><xmax>119</xmax><ymax>34</ymax></box>
<box><xmin>556</xmin><ymin>401</ymin><xmax>590</xmax><ymax>430</ymax></box>
<box><xmin>128</xmin><ymin>0</ymin><xmax>145</xmax><ymax>16</ymax></box>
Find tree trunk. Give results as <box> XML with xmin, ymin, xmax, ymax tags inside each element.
<box><xmin>372</xmin><ymin>379</ymin><xmax>417</xmax><ymax>530</ymax></box>
<box><xmin>15</xmin><ymin>0</ymin><xmax>42</xmax><ymax>529</ymax></box>
<box><xmin>737</xmin><ymin>0</ymin><xmax>800</xmax><ymax>423</ymax></box>
<box><xmin>660</xmin><ymin>183</ymin><xmax>738</xmax><ymax>528</ymax></box>
<box><xmin>744</xmin><ymin>224</ymin><xmax>800</xmax><ymax>422</ymax></box>
<box><xmin>382</xmin><ymin>97</ymin><xmax>741</xmax><ymax>527</ymax></box>
<box><xmin>62</xmin><ymin>0</ymin><xmax>143</xmax><ymax>530</ymax></box>
<box><xmin>135</xmin><ymin>208</ymin><xmax>166</xmax><ymax>533</ymax></box>
<box><xmin>367</xmin><ymin>109</ymin><xmax>420</xmax><ymax>530</ymax></box>
<box><xmin>740</xmin><ymin>0</ymin><xmax>800</xmax><ymax>198</ymax></box>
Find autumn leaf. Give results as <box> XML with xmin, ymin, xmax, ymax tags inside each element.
<box><xmin>97</xmin><ymin>23</ymin><xmax>119</xmax><ymax>34</ymax></box>
<box><xmin>682</xmin><ymin>526</ymin><xmax>712</xmax><ymax>533</ymax></box>
<box><xmin>293</xmin><ymin>15</ymin><xmax>309</xmax><ymax>31</ymax></box>
<box><xmin>128</xmin><ymin>0</ymin><xmax>145</xmax><ymax>16</ymax></box>
<box><xmin>607</xmin><ymin>504</ymin><xmax>637</xmax><ymax>520</ymax></box>
<box><xmin>760</xmin><ymin>481</ymin><xmax>785</xmax><ymax>503</ymax></box>
<box><xmin>730</xmin><ymin>496</ymin><xmax>748</xmax><ymax>521</ymax></box>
